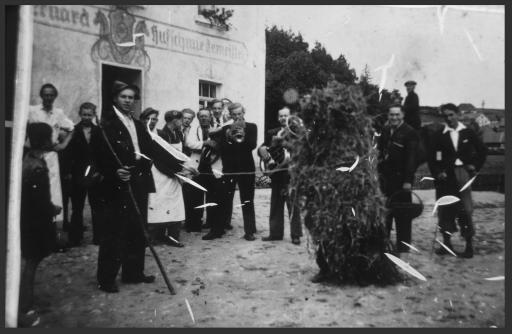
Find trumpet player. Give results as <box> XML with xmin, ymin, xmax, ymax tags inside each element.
<box><xmin>258</xmin><ymin>107</ymin><xmax>302</xmax><ymax>245</ymax></box>
<box><xmin>218</xmin><ymin>103</ymin><xmax>258</xmax><ymax>241</ymax></box>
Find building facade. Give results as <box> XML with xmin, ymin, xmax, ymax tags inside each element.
<box><xmin>29</xmin><ymin>4</ymin><xmax>266</xmax><ymax>145</ymax></box>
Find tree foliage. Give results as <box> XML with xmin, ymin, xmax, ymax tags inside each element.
<box><xmin>265</xmin><ymin>26</ymin><xmax>356</xmax><ymax>129</ymax></box>
<box><xmin>287</xmin><ymin>80</ymin><xmax>402</xmax><ymax>285</ymax></box>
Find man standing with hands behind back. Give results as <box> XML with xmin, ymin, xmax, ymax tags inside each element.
<box><xmin>377</xmin><ymin>104</ymin><xmax>419</xmax><ymax>254</ymax></box>
<box><xmin>430</xmin><ymin>103</ymin><xmax>487</xmax><ymax>258</ymax></box>
<box><xmin>92</xmin><ymin>81</ymin><xmax>156</xmax><ymax>293</ymax></box>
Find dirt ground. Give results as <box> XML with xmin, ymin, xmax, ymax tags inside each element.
<box><xmin>31</xmin><ymin>189</ymin><xmax>505</xmax><ymax>328</ymax></box>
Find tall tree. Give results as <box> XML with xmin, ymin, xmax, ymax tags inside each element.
<box><xmin>265</xmin><ymin>26</ymin><xmax>356</xmax><ymax>130</ymax></box>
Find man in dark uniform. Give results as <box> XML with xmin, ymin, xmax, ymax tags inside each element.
<box><xmin>403</xmin><ymin>80</ymin><xmax>421</xmax><ymax>130</ymax></box>
<box><xmin>377</xmin><ymin>104</ymin><xmax>419</xmax><ymax>253</ymax></box>
<box><xmin>430</xmin><ymin>103</ymin><xmax>487</xmax><ymax>258</ymax></box>
<box><xmin>258</xmin><ymin>107</ymin><xmax>302</xmax><ymax>245</ymax></box>
<box><xmin>91</xmin><ymin>81</ymin><xmax>156</xmax><ymax>293</ymax></box>
<box><xmin>217</xmin><ymin>103</ymin><xmax>258</xmax><ymax>241</ymax></box>
<box><xmin>64</xmin><ymin>102</ymin><xmax>104</xmax><ymax>246</ymax></box>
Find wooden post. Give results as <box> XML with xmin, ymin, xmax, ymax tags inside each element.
<box><xmin>5</xmin><ymin>5</ymin><xmax>34</xmax><ymax>328</ymax></box>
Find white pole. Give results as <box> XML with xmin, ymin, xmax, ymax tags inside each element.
<box><xmin>5</xmin><ymin>5</ymin><xmax>34</xmax><ymax>328</ymax></box>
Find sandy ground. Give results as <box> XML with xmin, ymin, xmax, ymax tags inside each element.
<box><xmin>31</xmin><ymin>189</ymin><xmax>505</xmax><ymax>327</ymax></box>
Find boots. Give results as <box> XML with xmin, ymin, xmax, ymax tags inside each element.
<box><xmin>435</xmin><ymin>235</ymin><xmax>455</xmax><ymax>256</ymax></box>
<box><xmin>458</xmin><ymin>237</ymin><xmax>474</xmax><ymax>258</ymax></box>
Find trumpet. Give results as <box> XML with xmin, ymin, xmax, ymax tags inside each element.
<box><xmin>226</xmin><ymin>121</ymin><xmax>246</xmax><ymax>144</ymax></box>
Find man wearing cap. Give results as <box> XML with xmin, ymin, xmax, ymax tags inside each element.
<box><xmin>216</xmin><ymin>102</ymin><xmax>258</xmax><ymax>241</ymax></box>
<box><xmin>403</xmin><ymin>80</ymin><xmax>421</xmax><ymax>130</ymax></box>
<box><xmin>91</xmin><ymin>81</ymin><xmax>156</xmax><ymax>293</ymax></box>
<box><xmin>430</xmin><ymin>103</ymin><xmax>487</xmax><ymax>258</ymax></box>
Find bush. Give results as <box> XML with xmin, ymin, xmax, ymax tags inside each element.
<box><xmin>287</xmin><ymin>80</ymin><xmax>402</xmax><ymax>285</ymax></box>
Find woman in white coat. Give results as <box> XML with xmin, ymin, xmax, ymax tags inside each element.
<box><xmin>141</xmin><ymin>108</ymin><xmax>186</xmax><ymax>247</ymax></box>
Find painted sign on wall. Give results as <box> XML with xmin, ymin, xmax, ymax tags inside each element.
<box><xmin>33</xmin><ymin>5</ymin><xmax>249</xmax><ymax>66</ymax></box>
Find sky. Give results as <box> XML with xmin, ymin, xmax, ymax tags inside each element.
<box><xmin>262</xmin><ymin>5</ymin><xmax>505</xmax><ymax>109</ymax></box>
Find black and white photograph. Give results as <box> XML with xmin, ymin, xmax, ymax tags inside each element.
<box><xmin>3</xmin><ymin>4</ymin><xmax>506</xmax><ymax>328</ymax></box>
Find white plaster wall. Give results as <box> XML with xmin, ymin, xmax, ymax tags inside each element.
<box><xmin>30</xmin><ymin>4</ymin><xmax>266</xmax><ymax>159</ymax></box>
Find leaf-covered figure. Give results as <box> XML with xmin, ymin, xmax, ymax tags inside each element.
<box><xmin>287</xmin><ymin>80</ymin><xmax>402</xmax><ymax>285</ymax></box>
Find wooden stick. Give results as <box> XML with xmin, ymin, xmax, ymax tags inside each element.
<box><xmin>97</xmin><ymin>117</ymin><xmax>176</xmax><ymax>295</ymax></box>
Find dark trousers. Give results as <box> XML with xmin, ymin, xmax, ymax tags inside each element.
<box><xmin>268</xmin><ymin>179</ymin><xmax>302</xmax><ymax>239</ymax></box>
<box><xmin>382</xmin><ymin>175</ymin><xmax>413</xmax><ymax>252</ymax></box>
<box><xmin>198</xmin><ymin>174</ymin><xmax>226</xmax><ymax>235</ymax></box>
<box><xmin>69</xmin><ymin>183</ymin><xmax>104</xmax><ymax>245</ymax></box>
<box><xmin>223</xmin><ymin>174</ymin><xmax>256</xmax><ymax>235</ymax></box>
<box><xmin>97</xmin><ymin>192</ymin><xmax>148</xmax><ymax>285</ymax></box>
<box><xmin>183</xmin><ymin>180</ymin><xmax>204</xmax><ymax>231</ymax></box>
<box><xmin>436</xmin><ymin>166</ymin><xmax>475</xmax><ymax>239</ymax></box>
<box><xmin>61</xmin><ymin>177</ymin><xmax>72</xmax><ymax>230</ymax></box>
<box><xmin>148</xmin><ymin>222</ymin><xmax>181</xmax><ymax>241</ymax></box>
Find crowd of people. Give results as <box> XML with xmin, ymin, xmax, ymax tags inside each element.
<box><xmin>17</xmin><ymin>79</ymin><xmax>488</xmax><ymax>324</ymax></box>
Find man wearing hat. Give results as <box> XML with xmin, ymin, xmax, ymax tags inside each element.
<box><xmin>403</xmin><ymin>80</ymin><xmax>421</xmax><ymax>130</ymax></box>
<box><xmin>216</xmin><ymin>102</ymin><xmax>258</xmax><ymax>241</ymax></box>
<box><xmin>92</xmin><ymin>80</ymin><xmax>156</xmax><ymax>293</ymax></box>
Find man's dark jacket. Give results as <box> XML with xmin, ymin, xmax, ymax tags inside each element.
<box><xmin>403</xmin><ymin>91</ymin><xmax>421</xmax><ymax>130</ymax></box>
<box><xmin>63</xmin><ymin>121</ymin><xmax>102</xmax><ymax>186</ymax></box>
<box><xmin>260</xmin><ymin>126</ymin><xmax>290</xmax><ymax>183</ymax></box>
<box><xmin>91</xmin><ymin>113</ymin><xmax>155</xmax><ymax>200</ymax></box>
<box><xmin>217</xmin><ymin>122</ymin><xmax>257</xmax><ymax>173</ymax></box>
<box><xmin>429</xmin><ymin>126</ymin><xmax>488</xmax><ymax>180</ymax></box>
<box><xmin>377</xmin><ymin>122</ymin><xmax>419</xmax><ymax>194</ymax></box>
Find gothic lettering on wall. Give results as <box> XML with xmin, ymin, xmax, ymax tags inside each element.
<box><xmin>91</xmin><ymin>7</ymin><xmax>151</xmax><ymax>71</ymax></box>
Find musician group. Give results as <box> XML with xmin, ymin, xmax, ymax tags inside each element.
<box><xmin>19</xmin><ymin>78</ymin><xmax>488</xmax><ymax>310</ymax></box>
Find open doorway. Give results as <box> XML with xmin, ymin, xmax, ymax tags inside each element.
<box><xmin>101</xmin><ymin>63</ymin><xmax>142</xmax><ymax>120</ymax></box>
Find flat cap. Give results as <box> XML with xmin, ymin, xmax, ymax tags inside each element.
<box><xmin>404</xmin><ymin>80</ymin><xmax>417</xmax><ymax>86</ymax></box>
<box><xmin>164</xmin><ymin>110</ymin><xmax>183</xmax><ymax>123</ymax></box>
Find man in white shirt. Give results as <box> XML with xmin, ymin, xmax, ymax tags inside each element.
<box><xmin>92</xmin><ymin>81</ymin><xmax>156</xmax><ymax>292</ymax></box>
<box><xmin>430</xmin><ymin>103</ymin><xmax>488</xmax><ymax>258</ymax></box>
<box><xmin>183</xmin><ymin>109</ymin><xmax>223</xmax><ymax>233</ymax></box>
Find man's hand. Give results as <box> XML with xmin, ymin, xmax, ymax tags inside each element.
<box><xmin>402</xmin><ymin>182</ymin><xmax>412</xmax><ymax>191</ymax></box>
<box><xmin>53</xmin><ymin>205</ymin><xmax>62</xmax><ymax>216</ymax></box>
<box><xmin>203</xmin><ymin>139</ymin><xmax>217</xmax><ymax>149</ymax></box>
<box><xmin>437</xmin><ymin>172</ymin><xmax>447</xmax><ymax>181</ymax></box>
<box><xmin>466</xmin><ymin>164</ymin><xmax>476</xmax><ymax>176</ymax></box>
<box><xmin>258</xmin><ymin>146</ymin><xmax>271</xmax><ymax>161</ymax></box>
<box><xmin>116</xmin><ymin>166</ymin><xmax>133</xmax><ymax>182</ymax></box>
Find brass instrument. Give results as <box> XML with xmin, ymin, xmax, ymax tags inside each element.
<box><xmin>260</xmin><ymin>115</ymin><xmax>305</xmax><ymax>173</ymax></box>
<box><xmin>226</xmin><ymin>121</ymin><xmax>246</xmax><ymax>144</ymax></box>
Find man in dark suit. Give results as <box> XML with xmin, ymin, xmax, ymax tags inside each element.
<box><xmin>377</xmin><ymin>104</ymin><xmax>419</xmax><ymax>253</ymax></box>
<box><xmin>91</xmin><ymin>81</ymin><xmax>156</xmax><ymax>293</ymax></box>
<box><xmin>403</xmin><ymin>80</ymin><xmax>421</xmax><ymax>130</ymax></box>
<box><xmin>217</xmin><ymin>103</ymin><xmax>258</xmax><ymax>241</ymax></box>
<box><xmin>64</xmin><ymin>102</ymin><xmax>104</xmax><ymax>246</ymax></box>
<box><xmin>430</xmin><ymin>103</ymin><xmax>487</xmax><ymax>258</ymax></box>
<box><xmin>258</xmin><ymin>107</ymin><xmax>302</xmax><ymax>245</ymax></box>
